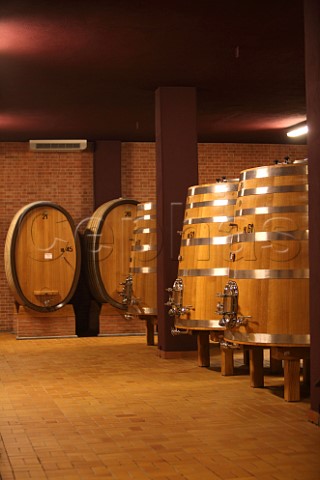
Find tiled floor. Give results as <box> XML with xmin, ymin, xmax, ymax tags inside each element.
<box><xmin>0</xmin><ymin>332</ymin><xmax>319</xmax><ymax>480</ymax></box>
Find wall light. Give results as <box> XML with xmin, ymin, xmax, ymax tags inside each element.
<box><xmin>287</xmin><ymin>124</ymin><xmax>308</xmax><ymax>137</ymax></box>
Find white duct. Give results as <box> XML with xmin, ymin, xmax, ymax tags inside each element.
<box><xmin>29</xmin><ymin>139</ymin><xmax>87</xmax><ymax>151</ymax></box>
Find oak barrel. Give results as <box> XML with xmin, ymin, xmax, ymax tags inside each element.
<box><xmin>224</xmin><ymin>162</ymin><xmax>309</xmax><ymax>346</ymax></box>
<box><xmin>5</xmin><ymin>201</ymin><xmax>81</xmax><ymax>312</ymax></box>
<box><xmin>174</xmin><ymin>180</ymin><xmax>238</xmax><ymax>330</ymax></box>
<box><xmin>85</xmin><ymin>198</ymin><xmax>138</xmax><ymax>308</ymax></box>
<box><xmin>128</xmin><ymin>202</ymin><xmax>157</xmax><ymax>315</ymax></box>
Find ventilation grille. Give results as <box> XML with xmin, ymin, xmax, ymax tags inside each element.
<box><xmin>29</xmin><ymin>140</ymin><xmax>87</xmax><ymax>151</ymax></box>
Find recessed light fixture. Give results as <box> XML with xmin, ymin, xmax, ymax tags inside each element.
<box><xmin>287</xmin><ymin>124</ymin><xmax>308</xmax><ymax>137</ymax></box>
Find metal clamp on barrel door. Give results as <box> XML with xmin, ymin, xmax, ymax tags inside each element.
<box><xmin>165</xmin><ymin>277</ymin><xmax>193</xmax><ymax>317</ymax></box>
<box><xmin>217</xmin><ymin>280</ymin><xmax>250</xmax><ymax>328</ymax></box>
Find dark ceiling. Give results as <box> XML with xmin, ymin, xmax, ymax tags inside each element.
<box><xmin>0</xmin><ymin>0</ymin><xmax>307</xmax><ymax>144</ymax></box>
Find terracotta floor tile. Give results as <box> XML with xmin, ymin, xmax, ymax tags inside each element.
<box><xmin>0</xmin><ymin>333</ymin><xmax>319</xmax><ymax>480</ymax></box>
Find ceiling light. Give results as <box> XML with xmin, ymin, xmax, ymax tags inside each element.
<box><xmin>287</xmin><ymin>124</ymin><xmax>308</xmax><ymax>137</ymax></box>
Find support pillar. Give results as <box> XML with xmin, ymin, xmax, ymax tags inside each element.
<box><xmin>155</xmin><ymin>87</ymin><xmax>198</xmax><ymax>356</ymax></box>
<box><xmin>93</xmin><ymin>141</ymin><xmax>122</xmax><ymax>208</ymax></box>
<box><xmin>304</xmin><ymin>0</ymin><xmax>320</xmax><ymax>424</ymax></box>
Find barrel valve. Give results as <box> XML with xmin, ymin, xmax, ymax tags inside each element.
<box><xmin>171</xmin><ymin>327</ymin><xmax>190</xmax><ymax>336</ymax></box>
<box><xmin>220</xmin><ymin>340</ymin><xmax>240</xmax><ymax>350</ymax></box>
<box><xmin>165</xmin><ymin>277</ymin><xmax>193</xmax><ymax>317</ymax></box>
<box><xmin>34</xmin><ymin>290</ymin><xmax>59</xmax><ymax>308</ymax></box>
<box><xmin>216</xmin><ymin>280</ymin><xmax>250</xmax><ymax>328</ymax></box>
<box><xmin>119</xmin><ymin>274</ymin><xmax>133</xmax><ymax>306</ymax></box>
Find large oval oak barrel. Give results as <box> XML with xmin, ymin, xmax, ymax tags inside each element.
<box><xmin>224</xmin><ymin>162</ymin><xmax>309</xmax><ymax>346</ymax></box>
<box><xmin>85</xmin><ymin>198</ymin><xmax>139</xmax><ymax>308</ymax></box>
<box><xmin>5</xmin><ymin>201</ymin><xmax>81</xmax><ymax>312</ymax></box>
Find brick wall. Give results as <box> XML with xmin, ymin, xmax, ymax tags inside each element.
<box><xmin>121</xmin><ymin>142</ymin><xmax>308</xmax><ymax>201</ymax></box>
<box><xmin>198</xmin><ymin>143</ymin><xmax>308</xmax><ymax>183</ymax></box>
<box><xmin>1</xmin><ymin>141</ymin><xmax>308</xmax><ymax>333</ymax></box>
<box><xmin>121</xmin><ymin>142</ymin><xmax>156</xmax><ymax>203</ymax></box>
<box><xmin>0</xmin><ymin>142</ymin><xmax>94</xmax><ymax>332</ymax></box>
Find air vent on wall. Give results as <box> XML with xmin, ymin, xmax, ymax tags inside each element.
<box><xmin>29</xmin><ymin>139</ymin><xmax>87</xmax><ymax>152</ymax></box>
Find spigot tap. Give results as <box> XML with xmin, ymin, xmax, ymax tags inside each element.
<box><xmin>165</xmin><ymin>278</ymin><xmax>193</xmax><ymax>317</ymax></box>
<box><xmin>119</xmin><ymin>274</ymin><xmax>133</xmax><ymax>305</ymax></box>
<box><xmin>216</xmin><ymin>279</ymin><xmax>251</xmax><ymax>328</ymax></box>
<box><xmin>216</xmin><ymin>280</ymin><xmax>240</xmax><ymax>328</ymax></box>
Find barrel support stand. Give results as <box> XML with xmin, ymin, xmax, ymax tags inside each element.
<box><xmin>220</xmin><ymin>345</ymin><xmax>235</xmax><ymax>376</ymax></box>
<box><xmin>197</xmin><ymin>331</ymin><xmax>245</xmax><ymax>375</ymax></box>
<box><xmin>222</xmin><ymin>344</ymin><xmax>250</xmax><ymax>376</ymax></box>
<box><xmin>197</xmin><ymin>330</ymin><xmax>232</xmax><ymax>371</ymax></box>
<box><xmin>15</xmin><ymin>305</ymin><xmax>77</xmax><ymax>339</ymax></box>
<box><xmin>140</xmin><ymin>315</ymin><xmax>157</xmax><ymax>346</ymax></box>
<box><xmin>270</xmin><ymin>346</ymin><xmax>310</xmax><ymax>402</ymax></box>
<box><xmin>197</xmin><ymin>331</ymin><xmax>211</xmax><ymax>367</ymax></box>
<box><xmin>249</xmin><ymin>346</ymin><xmax>264</xmax><ymax>388</ymax></box>
<box><xmin>247</xmin><ymin>346</ymin><xmax>282</xmax><ymax>381</ymax></box>
<box><xmin>234</xmin><ymin>345</ymin><xmax>282</xmax><ymax>387</ymax></box>
<box><xmin>249</xmin><ymin>345</ymin><xmax>310</xmax><ymax>401</ymax></box>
